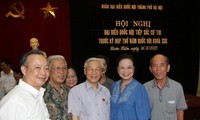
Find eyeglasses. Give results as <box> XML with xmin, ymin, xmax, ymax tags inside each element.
<box><xmin>51</xmin><ymin>67</ymin><xmax>67</xmax><ymax>71</ymax></box>
<box><xmin>86</xmin><ymin>68</ymin><xmax>102</xmax><ymax>73</ymax></box>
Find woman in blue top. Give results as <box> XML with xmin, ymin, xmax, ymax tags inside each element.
<box><xmin>111</xmin><ymin>54</ymin><xmax>151</xmax><ymax>120</ymax></box>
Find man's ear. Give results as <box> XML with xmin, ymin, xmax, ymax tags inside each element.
<box><xmin>167</xmin><ymin>64</ymin><xmax>170</xmax><ymax>72</ymax></box>
<box><xmin>21</xmin><ymin>65</ymin><xmax>26</xmax><ymax>76</ymax></box>
<box><xmin>84</xmin><ymin>68</ymin><xmax>86</xmax><ymax>75</ymax></box>
<box><xmin>149</xmin><ymin>66</ymin><xmax>153</xmax><ymax>73</ymax></box>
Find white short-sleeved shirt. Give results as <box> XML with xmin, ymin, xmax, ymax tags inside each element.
<box><xmin>0</xmin><ymin>70</ymin><xmax>16</xmax><ymax>93</ymax></box>
<box><xmin>0</xmin><ymin>84</ymin><xmax>6</xmax><ymax>100</ymax></box>
<box><xmin>68</xmin><ymin>80</ymin><xmax>110</xmax><ymax>120</ymax></box>
<box><xmin>0</xmin><ymin>79</ymin><xmax>50</xmax><ymax>120</ymax></box>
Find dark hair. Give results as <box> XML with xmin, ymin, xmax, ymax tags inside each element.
<box><xmin>116</xmin><ymin>53</ymin><xmax>135</xmax><ymax>67</ymax></box>
<box><xmin>20</xmin><ymin>49</ymin><xmax>45</xmax><ymax>67</ymax></box>
<box><xmin>67</xmin><ymin>66</ymin><xmax>78</xmax><ymax>77</ymax></box>
<box><xmin>0</xmin><ymin>59</ymin><xmax>11</xmax><ymax>65</ymax></box>
<box><xmin>68</xmin><ymin>66</ymin><xmax>76</xmax><ymax>71</ymax></box>
<box><xmin>13</xmin><ymin>66</ymin><xmax>22</xmax><ymax>75</ymax></box>
<box><xmin>96</xmin><ymin>54</ymin><xmax>110</xmax><ymax>65</ymax></box>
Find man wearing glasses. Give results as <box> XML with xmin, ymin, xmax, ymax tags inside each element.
<box><xmin>43</xmin><ymin>55</ymin><xmax>71</xmax><ymax>120</ymax></box>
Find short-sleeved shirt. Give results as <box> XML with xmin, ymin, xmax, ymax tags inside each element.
<box><xmin>0</xmin><ymin>79</ymin><xmax>50</xmax><ymax>120</ymax></box>
<box><xmin>68</xmin><ymin>80</ymin><xmax>110</xmax><ymax>120</ymax></box>
<box><xmin>144</xmin><ymin>77</ymin><xmax>188</xmax><ymax>120</ymax></box>
<box><xmin>0</xmin><ymin>70</ymin><xmax>16</xmax><ymax>93</ymax></box>
<box><xmin>0</xmin><ymin>83</ymin><xmax>6</xmax><ymax>100</ymax></box>
<box><xmin>44</xmin><ymin>82</ymin><xmax>71</xmax><ymax>120</ymax></box>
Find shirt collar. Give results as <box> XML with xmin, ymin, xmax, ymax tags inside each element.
<box><xmin>18</xmin><ymin>79</ymin><xmax>45</xmax><ymax>98</ymax></box>
<box><xmin>152</xmin><ymin>77</ymin><xmax>170</xmax><ymax>88</ymax></box>
<box><xmin>85</xmin><ymin>80</ymin><xmax>102</xmax><ymax>92</ymax></box>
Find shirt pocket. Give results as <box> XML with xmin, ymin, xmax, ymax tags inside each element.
<box><xmin>102</xmin><ymin>98</ymin><xmax>109</xmax><ymax>115</ymax></box>
<box><xmin>166</xmin><ymin>100</ymin><xmax>176</xmax><ymax>114</ymax></box>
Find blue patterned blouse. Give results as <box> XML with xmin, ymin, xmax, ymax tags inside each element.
<box><xmin>111</xmin><ymin>79</ymin><xmax>151</xmax><ymax>120</ymax></box>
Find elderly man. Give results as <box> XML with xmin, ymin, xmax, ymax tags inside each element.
<box><xmin>44</xmin><ymin>55</ymin><xmax>71</xmax><ymax>120</ymax></box>
<box><xmin>144</xmin><ymin>54</ymin><xmax>188</xmax><ymax>120</ymax></box>
<box><xmin>68</xmin><ymin>57</ymin><xmax>110</xmax><ymax>120</ymax></box>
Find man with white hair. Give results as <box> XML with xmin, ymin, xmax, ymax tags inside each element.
<box><xmin>68</xmin><ymin>57</ymin><xmax>110</xmax><ymax>120</ymax></box>
<box><xmin>44</xmin><ymin>55</ymin><xmax>71</xmax><ymax>120</ymax></box>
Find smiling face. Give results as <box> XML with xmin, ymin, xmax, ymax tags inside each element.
<box><xmin>84</xmin><ymin>60</ymin><xmax>102</xmax><ymax>85</ymax></box>
<box><xmin>49</xmin><ymin>59</ymin><xmax>68</xmax><ymax>85</ymax></box>
<box><xmin>21</xmin><ymin>54</ymin><xmax>49</xmax><ymax>90</ymax></box>
<box><xmin>117</xmin><ymin>58</ymin><xmax>134</xmax><ymax>81</ymax></box>
<box><xmin>149</xmin><ymin>54</ymin><xmax>170</xmax><ymax>81</ymax></box>
<box><xmin>65</xmin><ymin>68</ymin><xmax>78</xmax><ymax>88</ymax></box>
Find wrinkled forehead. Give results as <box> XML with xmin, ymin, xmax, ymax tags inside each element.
<box><xmin>87</xmin><ymin>60</ymin><xmax>101</xmax><ymax>68</ymax></box>
<box><xmin>151</xmin><ymin>55</ymin><xmax>167</xmax><ymax>64</ymax></box>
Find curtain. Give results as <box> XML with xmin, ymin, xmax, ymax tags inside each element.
<box><xmin>0</xmin><ymin>0</ymin><xmax>71</xmax><ymax>68</ymax></box>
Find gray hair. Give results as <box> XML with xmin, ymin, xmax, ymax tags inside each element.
<box><xmin>84</xmin><ymin>57</ymin><xmax>104</xmax><ymax>71</ymax></box>
<box><xmin>47</xmin><ymin>55</ymin><xmax>67</xmax><ymax>67</ymax></box>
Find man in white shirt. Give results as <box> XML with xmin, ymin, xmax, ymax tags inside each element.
<box><xmin>0</xmin><ymin>84</ymin><xmax>6</xmax><ymax>100</ymax></box>
<box><xmin>0</xmin><ymin>60</ymin><xmax>16</xmax><ymax>94</ymax></box>
<box><xmin>0</xmin><ymin>49</ymin><xmax>50</xmax><ymax>120</ymax></box>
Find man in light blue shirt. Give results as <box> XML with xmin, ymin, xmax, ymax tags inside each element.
<box><xmin>68</xmin><ymin>57</ymin><xmax>110</xmax><ymax>120</ymax></box>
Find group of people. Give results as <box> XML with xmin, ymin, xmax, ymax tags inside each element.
<box><xmin>0</xmin><ymin>60</ymin><xmax>20</xmax><ymax>100</ymax></box>
<box><xmin>0</xmin><ymin>48</ymin><xmax>188</xmax><ymax>120</ymax></box>
<box><xmin>110</xmin><ymin>53</ymin><xmax>188</xmax><ymax>120</ymax></box>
